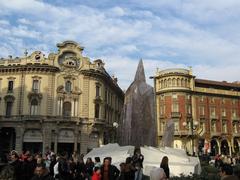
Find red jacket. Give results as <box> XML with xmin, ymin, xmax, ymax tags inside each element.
<box><xmin>92</xmin><ymin>172</ymin><xmax>101</xmax><ymax>180</ymax></box>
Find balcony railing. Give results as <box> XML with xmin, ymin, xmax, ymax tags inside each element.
<box><xmin>210</xmin><ymin>115</ymin><xmax>217</xmax><ymax>120</ymax></box>
<box><xmin>211</xmin><ymin>131</ymin><xmax>221</xmax><ymax>137</ymax></box>
<box><xmin>171</xmin><ymin>112</ymin><xmax>181</xmax><ymax>118</ymax></box>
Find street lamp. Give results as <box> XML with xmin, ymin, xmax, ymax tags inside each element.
<box><xmin>113</xmin><ymin>122</ymin><xmax>119</xmax><ymax>143</ymax></box>
<box><xmin>182</xmin><ymin>120</ymin><xmax>199</xmax><ymax>156</ymax></box>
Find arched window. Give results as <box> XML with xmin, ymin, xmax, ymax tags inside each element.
<box><xmin>30</xmin><ymin>99</ymin><xmax>38</xmax><ymax>115</ymax></box>
<box><xmin>32</xmin><ymin>80</ymin><xmax>39</xmax><ymax>93</ymax></box>
<box><xmin>172</xmin><ymin>78</ymin><xmax>176</xmax><ymax>86</ymax></box>
<box><xmin>63</xmin><ymin>102</ymin><xmax>71</xmax><ymax>117</ymax></box>
<box><xmin>65</xmin><ymin>81</ymin><xmax>72</xmax><ymax>93</ymax></box>
<box><xmin>95</xmin><ymin>104</ymin><xmax>100</xmax><ymax>118</ymax></box>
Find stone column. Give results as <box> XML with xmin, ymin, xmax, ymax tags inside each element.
<box><xmin>59</xmin><ymin>98</ymin><xmax>63</xmax><ymax>115</ymax></box>
<box><xmin>75</xmin><ymin>100</ymin><xmax>78</xmax><ymax>116</ymax></box>
<box><xmin>57</xmin><ymin>99</ymin><xmax>60</xmax><ymax>115</ymax></box>
<box><xmin>15</xmin><ymin>127</ymin><xmax>24</xmax><ymax>153</ymax></box>
<box><xmin>71</xmin><ymin>100</ymin><xmax>75</xmax><ymax>117</ymax></box>
<box><xmin>42</xmin><ymin>127</ymin><xmax>51</xmax><ymax>154</ymax></box>
<box><xmin>54</xmin><ymin>131</ymin><xmax>58</xmax><ymax>153</ymax></box>
<box><xmin>80</xmin><ymin>126</ymin><xmax>89</xmax><ymax>154</ymax></box>
<box><xmin>74</xmin><ymin>129</ymin><xmax>79</xmax><ymax>152</ymax></box>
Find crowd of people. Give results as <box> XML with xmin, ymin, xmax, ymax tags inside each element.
<box><xmin>0</xmin><ymin>148</ymin><xmax>170</xmax><ymax>180</ymax></box>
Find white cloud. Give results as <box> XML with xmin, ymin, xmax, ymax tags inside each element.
<box><xmin>0</xmin><ymin>0</ymin><xmax>240</xmax><ymax>89</ymax></box>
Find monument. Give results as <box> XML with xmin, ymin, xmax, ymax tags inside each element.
<box><xmin>119</xmin><ymin>59</ymin><xmax>157</xmax><ymax>147</ymax></box>
<box><xmin>161</xmin><ymin>118</ymin><xmax>175</xmax><ymax>147</ymax></box>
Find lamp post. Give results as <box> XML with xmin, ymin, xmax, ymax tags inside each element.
<box><xmin>113</xmin><ymin>122</ymin><xmax>119</xmax><ymax>143</ymax></box>
<box><xmin>183</xmin><ymin>120</ymin><xmax>198</xmax><ymax>156</ymax></box>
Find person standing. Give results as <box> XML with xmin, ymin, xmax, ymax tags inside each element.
<box><xmin>92</xmin><ymin>167</ymin><xmax>101</xmax><ymax>180</ymax></box>
<box><xmin>101</xmin><ymin>157</ymin><xmax>119</xmax><ymax>180</ymax></box>
<box><xmin>132</xmin><ymin>148</ymin><xmax>144</xmax><ymax>168</ymax></box>
<box><xmin>31</xmin><ymin>163</ymin><xmax>53</xmax><ymax>180</ymax></box>
<box><xmin>160</xmin><ymin>156</ymin><xmax>170</xmax><ymax>179</ymax></box>
<box><xmin>9</xmin><ymin>151</ymin><xmax>22</xmax><ymax>180</ymax></box>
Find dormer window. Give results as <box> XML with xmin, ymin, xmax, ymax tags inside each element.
<box><xmin>65</xmin><ymin>81</ymin><xmax>72</xmax><ymax>93</ymax></box>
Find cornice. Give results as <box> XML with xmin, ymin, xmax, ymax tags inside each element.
<box><xmin>80</xmin><ymin>69</ymin><xmax>124</xmax><ymax>98</ymax></box>
<box><xmin>0</xmin><ymin>64</ymin><xmax>60</xmax><ymax>73</ymax></box>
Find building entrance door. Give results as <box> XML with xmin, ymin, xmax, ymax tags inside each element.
<box><xmin>23</xmin><ymin>142</ymin><xmax>43</xmax><ymax>154</ymax></box>
<box><xmin>0</xmin><ymin>127</ymin><xmax>15</xmax><ymax>160</ymax></box>
<box><xmin>23</xmin><ymin>129</ymin><xmax>43</xmax><ymax>153</ymax></box>
<box><xmin>57</xmin><ymin>143</ymin><xmax>74</xmax><ymax>157</ymax></box>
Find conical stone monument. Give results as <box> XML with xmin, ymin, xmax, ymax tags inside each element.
<box><xmin>119</xmin><ymin>60</ymin><xmax>157</xmax><ymax>147</ymax></box>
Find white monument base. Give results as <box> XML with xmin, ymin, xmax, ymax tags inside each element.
<box><xmin>84</xmin><ymin>143</ymin><xmax>201</xmax><ymax>177</ymax></box>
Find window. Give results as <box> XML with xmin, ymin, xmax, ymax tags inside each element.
<box><xmin>211</xmin><ymin>97</ymin><xmax>215</xmax><ymax>103</ymax></box>
<box><xmin>160</xmin><ymin>105</ymin><xmax>165</xmax><ymax>115</ymax></box>
<box><xmin>161</xmin><ymin>121</ymin><xmax>165</xmax><ymax>132</ymax></box>
<box><xmin>95</xmin><ymin>104</ymin><xmax>100</xmax><ymax>118</ymax></box>
<box><xmin>6</xmin><ymin>101</ymin><xmax>13</xmax><ymax>117</ymax></box>
<box><xmin>30</xmin><ymin>99</ymin><xmax>38</xmax><ymax>115</ymax></box>
<box><xmin>233</xmin><ymin>123</ymin><xmax>238</xmax><ymax>133</ymax></box>
<box><xmin>222</xmin><ymin>121</ymin><xmax>227</xmax><ymax>133</ymax></box>
<box><xmin>210</xmin><ymin>107</ymin><xmax>216</xmax><ymax>116</ymax></box>
<box><xmin>172</xmin><ymin>94</ymin><xmax>177</xmax><ymax>100</ymax></box>
<box><xmin>232</xmin><ymin>99</ymin><xmax>237</xmax><ymax>105</ymax></box>
<box><xmin>211</xmin><ymin>122</ymin><xmax>216</xmax><ymax>132</ymax></box>
<box><xmin>8</xmin><ymin>81</ymin><xmax>14</xmax><ymax>92</ymax></box>
<box><xmin>232</xmin><ymin>109</ymin><xmax>237</xmax><ymax>118</ymax></box>
<box><xmin>222</xmin><ymin>98</ymin><xmax>225</xmax><ymax>104</ymax></box>
<box><xmin>105</xmin><ymin>89</ymin><xmax>108</xmax><ymax>102</ymax></box>
<box><xmin>187</xmin><ymin>105</ymin><xmax>191</xmax><ymax>114</ymax></box>
<box><xmin>174</xmin><ymin>121</ymin><xmax>179</xmax><ymax>131</ymax></box>
<box><xmin>65</xmin><ymin>81</ymin><xmax>72</xmax><ymax>93</ymax></box>
<box><xmin>172</xmin><ymin>103</ymin><xmax>179</xmax><ymax>112</ymax></box>
<box><xmin>63</xmin><ymin>102</ymin><xmax>71</xmax><ymax>116</ymax></box>
<box><xmin>32</xmin><ymin>80</ymin><xmax>39</xmax><ymax>93</ymax></box>
<box><xmin>96</xmin><ymin>85</ymin><xmax>100</xmax><ymax>97</ymax></box>
<box><xmin>199</xmin><ymin>106</ymin><xmax>205</xmax><ymax>116</ymax></box>
<box><xmin>222</xmin><ymin>108</ymin><xmax>226</xmax><ymax>117</ymax></box>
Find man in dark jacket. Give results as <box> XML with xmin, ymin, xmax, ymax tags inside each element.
<box><xmin>22</xmin><ymin>155</ymin><xmax>37</xmax><ymax>180</ymax></box>
<box><xmin>10</xmin><ymin>150</ymin><xmax>22</xmax><ymax>180</ymax></box>
<box><xmin>31</xmin><ymin>162</ymin><xmax>53</xmax><ymax>180</ymax></box>
<box><xmin>101</xmin><ymin>157</ymin><xmax>120</xmax><ymax>180</ymax></box>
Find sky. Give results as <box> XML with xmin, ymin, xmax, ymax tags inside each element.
<box><xmin>0</xmin><ymin>0</ymin><xmax>240</xmax><ymax>89</ymax></box>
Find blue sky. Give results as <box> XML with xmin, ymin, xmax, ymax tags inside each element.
<box><xmin>1</xmin><ymin>0</ymin><xmax>240</xmax><ymax>89</ymax></box>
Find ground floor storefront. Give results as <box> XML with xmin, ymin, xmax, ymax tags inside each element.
<box><xmin>159</xmin><ymin>136</ymin><xmax>240</xmax><ymax>156</ymax></box>
<box><xmin>0</xmin><ymin>118</ymin><xmax>116</xmax><ymax>157</ymax></box>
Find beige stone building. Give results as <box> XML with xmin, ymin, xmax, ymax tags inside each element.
<box><xmin>0</xmin><ymin>41</ymin><xmax>124</xmax><ymax>156</ymax></box>
<box><xmin>153</xmin><ymin>68</ymin><xmax>240</xmax><ymax>156</ymax></box>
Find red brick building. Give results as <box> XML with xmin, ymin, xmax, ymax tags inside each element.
<box><xmin>153</xmin><ymin>68</ymin><xmax>240</xmax><ymax>156</ymax></box>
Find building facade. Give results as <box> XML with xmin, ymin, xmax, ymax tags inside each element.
<box><xmin>0</xmin><ymin>41</ymin><xmax>124</xmax><ymax>156</ymax></box>
<box><xmin>153</xmin><ymin>68</ymin><xmax>240</xmax><ymax>156</ymax></box>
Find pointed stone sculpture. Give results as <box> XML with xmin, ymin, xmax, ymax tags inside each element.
<box><xmin>119</xmin><ymin>59</ymin><xmax>157</xmax><ymax>147</ymax></box>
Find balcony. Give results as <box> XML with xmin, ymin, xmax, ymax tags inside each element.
<box><xmin>222</xmin><ymin>115</ymin><xmax>227</xmax><ymax>120</ymax></box>
<box><xmin>171</xmin><ymin>112</ymin><xmax>181</xmax><ymax>118</ymax></box>
<box><xmin>94</xmin><ymin>96</ymin><xmax>103</xmax><ymax>103</ymax></box>
<box><xmin>232</xmin><ymin>116</ymin><xmax>240</xmax><ymax>122</ymax></box>
<box><xmin>210</xmin><ymin>115</ymin><xmax>217</xmax><ymax>120</ymax></box>
<box><xmin>211</xmin><ymin>131</ymin><xmax>221</xmax><ymax>137</ymax></box>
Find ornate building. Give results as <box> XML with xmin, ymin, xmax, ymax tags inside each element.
<box><xmin>0</xmin><ymin>41</ymin><xmax>124</xmax><ymax>156</ymax></box>
<box><xmin>153</xmin><ymin>68</ymin><xmax>240</xmax><ymax>156</ymax></box>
